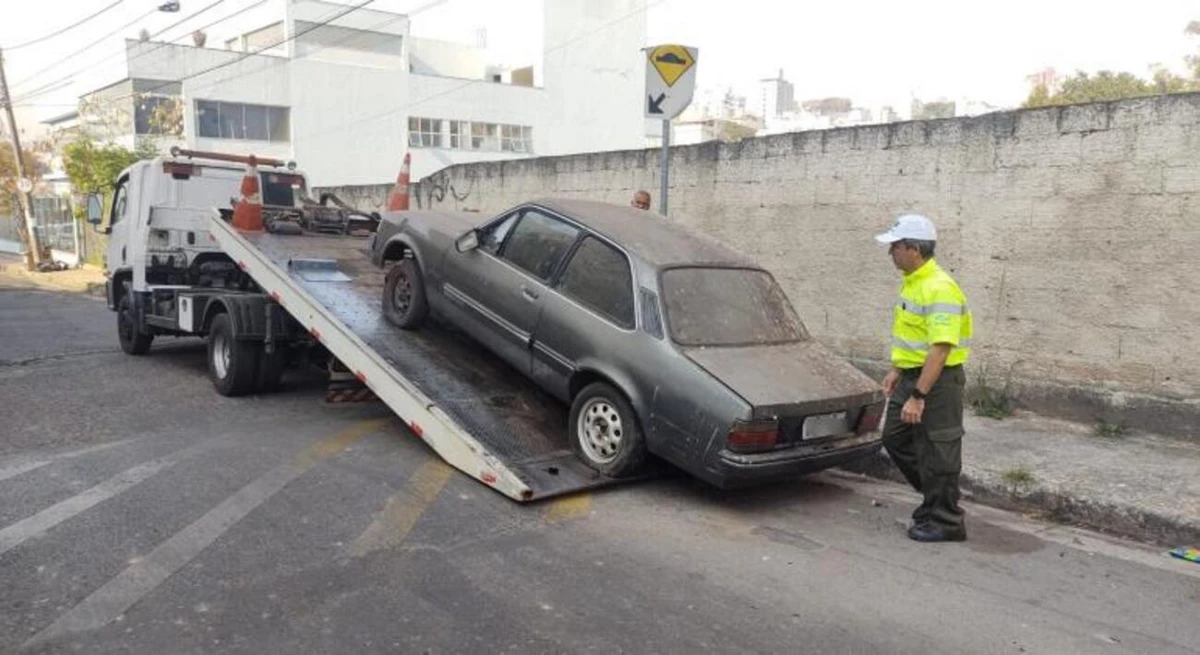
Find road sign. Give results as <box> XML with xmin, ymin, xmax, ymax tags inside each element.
<box><xmin>17</xmin><ymin>177</ymin><xmax>32</xmax><ymax>194</ymax></box>
<box><xmin>644</xmin><ymin>44</ymin><xmax>698</xmax><ymax>120</ymax></box>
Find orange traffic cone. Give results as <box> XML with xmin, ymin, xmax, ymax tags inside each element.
<box><xmin>387</xmin><ymin>152</ymin><xmax>411</xmax><ymax>211</ymax></box>
<box><xmin>232</xmin><ymin>155</ymin><xmax>264</xmax><ymax>232</ymax></box>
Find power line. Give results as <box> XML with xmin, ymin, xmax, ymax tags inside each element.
<box><xmin>4</xmin><ymin>0</ymin><xmax>126</xmax><ymax>51</ymax></box>
<box><xmin>186</xmin><ymin>0</ymin><xmax>447</xmax><ymax>98</ymax></box>
<box><xmin>12</xmin><ymin>0</ymin><xmax>258</xmax><ymax>106</ymax></box>
<box><xmin>10</xmin><ymin>7</ymin><xmax>160</xmax><ymax>91</ymax></box>
<box><xmin>101</xmin><ymin>0</ymin><xmax>378</xmax><ymax>104</ymax></box>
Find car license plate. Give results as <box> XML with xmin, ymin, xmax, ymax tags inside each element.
<box><xmin>802</xmin><ymin>412</ymin><xmax>848</xmax><ymax>440</ymax></box>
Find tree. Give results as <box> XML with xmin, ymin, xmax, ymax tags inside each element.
<box><xmin>62</xmin><ymin>137</ymin><xmax>140</xmax><ymax>197</ymax></box>
<box><xmin>0</xmin><ymin>146</ymin><xmax>40</xmax><ymax>218</ymax></box>
<box><xmin>1187</xmin><ymin>20</ymin><xmax>1200</xmax><ymax>79</ymax></box>
<box><xmin>1022</xmin><ymin>70</ymin><xmax>1186</xmax><ymax>107</ymax></box>
<box><xmin>1025</xmin><ymin>19</ymin><xmax>1200</xmax><ymax>108</ymax></box>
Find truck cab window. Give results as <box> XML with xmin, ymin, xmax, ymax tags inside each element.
<box><xmin>111</xmin><ymin>178</ymin><xmax>130</xmax><ymax>226</ymax></box>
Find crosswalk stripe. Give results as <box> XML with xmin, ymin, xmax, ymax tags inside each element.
<box><xmin>23</xmin><ymin>419</ymin><xmax>384</xmax><ymax>649</ymax></box>
<box><xmin>0</xmin><ymin>438</ymin><xmax>223</xmax><ymax>557</ymax></box>
<box><xmin>0</xmin><ymin>438</ymin><xmax>141</xmax><ymax>483</ymax></box>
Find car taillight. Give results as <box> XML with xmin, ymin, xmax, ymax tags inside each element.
<box><xmin>856</xmin><ymin>402</ymin><xmax>885</xmax><ymax>434</ymax></box>
<box><xmin>727</xmin><ymin>419</ymin><xmax>779</xmax><ymax>453</ymax></box>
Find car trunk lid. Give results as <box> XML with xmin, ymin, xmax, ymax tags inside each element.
<box><xmin>683</xmin><ymin>341</ymin><xmax>883</xmax><ymax>443</ymax></box>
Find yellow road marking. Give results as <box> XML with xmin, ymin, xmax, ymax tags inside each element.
<box><xmin>543</xmin><ymin>492</ymin><xmax>593</xmax><ymax>523</ymax></box>
<box><xmin>348</xmin><ymin>458</ymin><xmax>453</xmax><ymax>557</ymax></box>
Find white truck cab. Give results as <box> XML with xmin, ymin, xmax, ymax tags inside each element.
<box><xmin>85</xmin><ymin>149</ymin><xmax>317</xmax><ymax>394</ymax></box>
<box><xmin>91</xmin><ymin>149</ymin><xmax>308</xmax><ymax>309</ymax></box>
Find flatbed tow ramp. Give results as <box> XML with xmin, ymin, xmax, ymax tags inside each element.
<box><xmin>208</xmin><ymin>211</ymin><xmax>622</xmax><ymax>502</ymax></box>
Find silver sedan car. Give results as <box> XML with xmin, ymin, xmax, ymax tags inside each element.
<box><xmin>371</xmin><ymin>198</ymin><xmax>884</xmax><ymax>487</ymax></box>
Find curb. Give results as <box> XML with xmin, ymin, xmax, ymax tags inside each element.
<box><xmin>0</xmin><ymin>263</ymin><xmax>107</xmax><ymax>298</ymax></box>
<box><xmin>837</xmin><ymin>450</ymin><xmax>1200</xmax><ymax>549</ymax></box>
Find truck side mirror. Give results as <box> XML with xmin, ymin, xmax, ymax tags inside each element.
<box><xmin>455</xmin><ymin>229</ymin><xmax>480</xmax><ymax>253</ymax></box>
<box><xmin>85</xmin><ymin>194</ymin><xmax>104</xmax><ymax>225</ymax></box>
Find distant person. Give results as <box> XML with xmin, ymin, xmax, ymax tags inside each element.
<box><xmin>631</xmin><ymin>190</ymin><xmax>651</xmax><ymax>210</ymax></box>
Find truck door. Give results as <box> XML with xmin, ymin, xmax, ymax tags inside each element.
<box><xmin>105</xmin><ymin>174</ymin><xmax>132</xmax><ymax>276</ymax></box>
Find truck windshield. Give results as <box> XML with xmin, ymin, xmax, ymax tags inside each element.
<box><xmin>660</xmin><ymin>267</ymin><xmax>808</xmax><ymax>347</ymax></box>
<box><xmin>261</xmin><ymin>172</ymin><xmax>303</xmax><ymax>207</ymax></box>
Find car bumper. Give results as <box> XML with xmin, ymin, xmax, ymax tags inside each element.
<box><xmin>705</xmin><ymin>433</ymin><xmax>883</xmax><ymax>488</ymax></box>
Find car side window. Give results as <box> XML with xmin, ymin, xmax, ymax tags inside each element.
<box><xmin>111</xmin><ymin>178</ymin><xmax>130</xmax><ymax>226</ymax></box>
<box><xmin>558</xmin><ymin>236</ymin><xmax>635</xmax><ymax>328</ymax></box>
<box><xmin>479</xmin><ymin>212</ymin><xmax>518</xmax><ymax>255</ymax></box>
<box><xmin>500</xmin><ymin>209</ymin><xmax>580</xmax><ymax>281</ymax></box>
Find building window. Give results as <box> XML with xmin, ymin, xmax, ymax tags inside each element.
<box><xmin>405</xmin><ymin>117</ymin><xmax>532</xmax><ymax>152</ymax></box>
<box><xmin>449</xmin><ymin>120</ymin><xmax>469</xmax><ymax>149</ymax></box>
<box><xmin>501</xmin><ymin>124</ymin><xmax>532</xmax><ymax>152</ymax></box>
<box><xmin>407</xmin><ymin>117</ymin><xmax>443</xmax><ymax>147</ymax></box>
<box><xmin>195</xmin><ymin>100</ymin><xmax>289</xmax><ymax>142</ymax></box>
<box><xmin>470</xmin><ymin>122</ymin><xmax>499</xmax><ymax>150</ymax></box>
<box><xmin>135</xmin><ymin>96</ymin><xmax>182</xmax><ymax>136</ymax></box>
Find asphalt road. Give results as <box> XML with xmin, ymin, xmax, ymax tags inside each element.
<box><xmin>1</xmin><ymin>287</ymin><xmax>1199</xmax><ymax>654</ymax></box>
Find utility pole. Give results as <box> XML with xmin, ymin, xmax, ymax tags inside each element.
<box><xmin>0</xmin><ymin>46</ymin><xmax>43</xmax><ymax>270</ymax></box>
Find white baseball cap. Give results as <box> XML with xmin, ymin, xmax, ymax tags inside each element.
<box><xmin>875</xmin><ymin>213</ymin><xmax>937</xmax><ymax>244</ymax></box>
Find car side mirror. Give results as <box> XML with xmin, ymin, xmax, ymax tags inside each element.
<box><xmin>455</xmin><ymin>229</ymin><xmax>480</xmax><ymax>253</ymax></box>
<box><xmin>85</xmin><ymin>194</ymin><xmax>104</xmax><ymax>225</ymax></box>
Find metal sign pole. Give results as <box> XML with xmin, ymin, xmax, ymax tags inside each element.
<box><xmin>643</xmin><ymin>44</ymin><xmax>697</xmax><ymax>218</ymax></box>
<box><xmin>659</xmin><ymin>119</ymin><xmax>669</xmax><ymax>215</ymax></box>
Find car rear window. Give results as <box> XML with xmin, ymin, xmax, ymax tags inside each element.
<box><xmin>661</xmin><ymin>267</ymin><xmax>807</xmax><ymax>346</ymax></box>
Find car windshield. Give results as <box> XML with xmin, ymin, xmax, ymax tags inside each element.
<box><xmin>661</xmin><ymin>267</ymin><xmax>807</xmax><ymax>347</ymax></box>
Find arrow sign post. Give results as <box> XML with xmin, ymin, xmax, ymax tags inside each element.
<box><xmin>643</xmin><ymin>44</ymin><xmax>698</xmax><ymax>215</ymax></box>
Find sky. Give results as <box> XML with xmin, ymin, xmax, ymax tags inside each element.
<box><xmin>2</xmin><ymin>0</ymin><xmax>1198</xmax><ymax>132</ymax></box>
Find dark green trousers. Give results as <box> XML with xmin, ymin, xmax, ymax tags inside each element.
<box><xmin>882</xmin><ymin>365</ymin><xmax>966</xmax><ymax>532</ymax></box>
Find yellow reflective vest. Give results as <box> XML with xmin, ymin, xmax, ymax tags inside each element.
<box><xmin>891</xmin><ymin>258</ymin><xmax>972</xmax><ymax>369</ymax></box>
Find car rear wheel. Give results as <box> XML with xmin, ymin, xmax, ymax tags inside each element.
<box><xmin>382</xmin><ymin>259</ymin><xmax>428</xmax><ymax>329</ymax></box>
<box><xmin>569</xmin><ymin>382</ymin><xmax>647</xmax><ymax>477</ymax></box>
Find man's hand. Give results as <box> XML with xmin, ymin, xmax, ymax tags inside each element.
<box><xmin>882</xmin><ymin>368</ymin><xmax>901</xmax><ymax>398</ymax></box>
<box><xmin>901</xmin><ymin>397</ymin><xmax>925</xmax><ymax>424</ymax></box>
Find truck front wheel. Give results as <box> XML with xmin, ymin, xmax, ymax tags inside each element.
<box><xmin>207</xmin><ymin>313</ymin><xmax>261</xmax><ymax>397</ymax></box>
<box><xmin>117</xmin><ymin>294</ymin><xmax>153</xmax><ymax>355</ymax></box>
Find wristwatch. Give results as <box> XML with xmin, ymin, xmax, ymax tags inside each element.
<box><xmin>910</xmin><ymin>388</ymin><xmax>928</xmax><ymax>401</ymax></box>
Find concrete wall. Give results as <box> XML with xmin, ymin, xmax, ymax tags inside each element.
<box><xmin>321</xmin><ymin>93</ymin><xmax>1200</xmax><ymax>437</ymax></box>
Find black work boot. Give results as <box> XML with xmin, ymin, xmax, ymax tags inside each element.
<box><xmin>906</xmin><ymin>521</ymin><xmax>966</xmax><ymax>543</ymax></box>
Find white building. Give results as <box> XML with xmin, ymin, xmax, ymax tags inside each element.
<box><xmin>758</xmin><ymin>69</ymin><xmax>795</xmax><ymax>126</ymax></box>
<box><xmin>46</xmin><ymin>0</ymin><xmax>649</xmax><ymax>187</ymax></box>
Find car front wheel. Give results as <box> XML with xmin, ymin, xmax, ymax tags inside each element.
<box><xmin>569</xmin><ymin>382</ymin><xmax>647</xmax><ymax>477</ymax></box>
<box><xmin>382</xmin><ymin>259</ymin><xmax>428</xmax><ymax>329</ymax></box>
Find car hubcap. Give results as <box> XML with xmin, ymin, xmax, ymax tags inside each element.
<box><xmin>392</xmin><ymin>272</ymin><xmax>412</xmax><ymax>314</ymax></box>
<box><xmin>578</xmin><ymin>399</ymin><xmax>623</xmax><ymax>464</ymax></box>
<box><xmin>212</xmin><ymin>332</ymin><xmax>231</xmax><ymax>379</ymax></box>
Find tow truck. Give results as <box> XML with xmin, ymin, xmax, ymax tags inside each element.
<box><xmin>86</xmin><ymin>148</ymin><xmax>620</xmax><ymax>501</ymax></box>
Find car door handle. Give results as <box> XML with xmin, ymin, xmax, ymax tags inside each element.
<box><xmin>521</xmin><ymin>285</ymin><xmax>539</xmax><ymax>301</ymax></box>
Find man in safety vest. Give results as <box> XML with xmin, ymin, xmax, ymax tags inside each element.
<box><xmin>875</xmin><ymin>214</ymin><xmax>972</xmax><ymax>542</ymax></box>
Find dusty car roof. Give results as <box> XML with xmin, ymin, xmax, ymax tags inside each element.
<box><xmin>529</xmin><ymin>198</ymin><xmax>756</xmax><ymax>268</ymax></box>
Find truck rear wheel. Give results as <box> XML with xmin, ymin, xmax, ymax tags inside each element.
<box><xmin>207</xmin><ymin>313</ymin><xmax>261</xmax><ymax>397</ymax></box>
<box><xmin>117</xmin><ymin>294</ymin><xmax>153</xmax><ymax>355</ymax></box>
<box><xmin>382</xmin><ymin>259</ymin><xmax>428</xmax><ymax>329</ymax></box>
<box><xmin>256</xmin><ymin>344</ymin><xmax>290</xmax><ymax>393</ymax></box>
